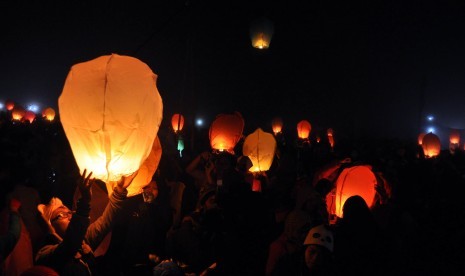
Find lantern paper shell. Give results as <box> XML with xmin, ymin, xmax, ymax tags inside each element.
<box><xmin>5</xmin><ymin>100</ymin><xmax>15</xmax><ymax>111</ymax></box>
<box><xmin>11</xmin><ymin>106</ymin><xmax>25</xmax><ymax>121</ymax></box>
<box><xmin>243</xmin><ymin>128</ymin><xmax>276</xmax><ymax>172</ymax></box>
<box><xmin>250</xmin><ymin>16</ymin><xmax>274</xmax><ymax>49</ymax></box>
<box><xmin>42</xmin><ymin>107</ymin><xmax>56</xmax><ymax>121</ymax></box>
<box><xmin>326</xmin><ymin>165</ymin><xmax>377</xmax><ymax>218</ymax></box>
<box><xmin>59</xmin><ymin>54</ymin><xmax>163</xmax><ymax>183</ymax></box>
<box><xmin>24</xmin><ymin>111</ymin><xmax>36</xmax><ymax>123</ymax></box>
<box><xmin>209</xmin><ymin>112</ymin><xmax>244</xmax><ymax>153</ymax></box>
<box><xmin>418</xmin><ymin>133</ymin><xmax>425</xmax><ymax>145</ymax></box>
<box><xmin>422</xmin><ymin>132</ymin><xmax>441</xmax><ymax>158</ymax></box>
<box><xmin>297</xmin><ymin>120</ymin><xmax>311</xmax><ymax>139</ymax></box>
<box><xmin>171</xmin><ymin>113</ymin><xmax>185</xmax><ymax>132</ymax></box>
<box><xmin>122</xmin><ymin>136</ymin><xmax>162</xmax><ymax>197</ymax></box>
<box><xmin>449</xmin><ymin>129</ymin><xmax>460</xmax><ymax>144</ymax></box>
<box><xmin>271</xmin><ymin>117</ymin><xmax>283</xmax><ymax>135</ymax></box>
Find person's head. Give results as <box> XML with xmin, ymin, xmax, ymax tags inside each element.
<box><xmin>142</xmin><ymin>180</ymin><xmax>159</xmax><ymax>203</ymax></box>
<box><xmin>303</xmin><ymin>224</ymin><xmax>334</xmax><ymax>272</ymax></box>
<box><xmin>38</xmin><ymin>197</ymin><xmax>73</xmax><ymax>238</ymax></box>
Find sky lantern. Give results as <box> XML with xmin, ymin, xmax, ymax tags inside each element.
<box><xmin>11</xmin><ymin>106</ymin><xmax>25</xmax><ymax>121</ymax></box>
<box><xmin>59</xmin><ymin>54</ymin><xmax>163</xmax><ymax>190</ymax></box>
<box><xmin>271</xmin><ymin>117</ymin><xmax>283</xmax><ymax>135</ymax></box>
<box><xmin>171</xmin><ymin>113</ymin><xmax>184</xmax><ymax>133</ymax></box>
<box><xmin>250</xmin><ymin>16</ymin><xmax>274</xmax><ymax>49</ymax></box>
<box><xmin>422</xmin><ymin>132</ymin><xmax>441</xmax><ymax>158</ymax></box>
<box><xmin>42</xmin><ymin>107</ymin><xmax>56</xmax><ymax>121</ymax></box>
<box><xmin>24</xmin><ymin>110</ymin><xmax>36</xmax><ymax>123</ymax></box>
<box><xmin>327</xmin><ymin>128</ymin><xmax>335</xmax><ymax>149</ymax></box>
<box><xmin>326</xmin><ymin>165</ymin><xmax>377</xmax><ymax>220</ymax></box>
<box><xmin>243</xmin><ymin>128</ymin><xmax>276</xmax><ymax>173</ymax></box>
<box><xmin>449</xmin><ymin>129</ymin><xmax>460</xmax><ymax>151</ymax></box>
<box><xmin>297</xmin><ymin>120</ymin><xmax>311</xmax><ymax>140</ymax></box>
<box><xmin>5</xmin><ymin>99</ymin><xmax>14</xmax><ymax>111</ymax></box>
<box><xmin>417</xmin><ymin>132</ymin><xmax>425</xmax><ymax>145</ymax></box>
<box><xmin>209</xmin><ymin>112</ymin><xmax>244</xmax><ymax>154</ymax></box>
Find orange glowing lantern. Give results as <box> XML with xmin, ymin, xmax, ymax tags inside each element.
<box><xmin>242</xmin><ymin>128</ymin><xmax>276</xmax><ymax>172</ymax></box>
<box><xmin>11</xmin><ymin>106</ymin><xmax>25</xmax><ymax>121</ymax></box>
<box><xmin>449</xmin><ymin>129</ymin><xmax>460</xmax><ymax>145</ymax></box>
<box><xmin>297</xmin><ymin>120</ymin><xmax>311</xmax><ymax>139</ymax></box>
<box><xmin>271</xmin><ymin>117</ymin><xmax>283</xmax><ymax>135</ymax></box>
<box><xmin>5</xmin><ymin>99</ymin><xmax>14</xmax><ymax>111</ymax></box>
<box><xmin>327</xmin><ymin>128</ymin><xmax>335</xmax><ymax>148</ymax></box>
<box><xmin>250</xmin><ymin>16</ymin><xmax>274</xmax><ymax>50</ymax></box>
<box><xmin>421</xmin><ymin>132</ymin><xmax>441</xmax><ymax>158</ymax></box>
<box><xmin>24</xmin><ymin>110</ymin><xmax>36</xmax><ymax>123</ymax></box>
<box><xmin>171</xmin><ymin>113</ymin><xmax>185</xmax><ymax>133</ymax></box>
<box><xmin>59</xmin><ymin>54</ymin><xmax>163</xmax><ymax>189</ymax></box>
<box><xmin>42</xmin><ymin>107</ymin><xmax>56</xmax><ymax>121</ymax></box>
<box><xmin>209</xmin><ymin>112</ymin><xmax>244</xmax><ymax>153</ymax></box>
<box><xmin>326</xmin><ymin>165</ymin><xmax>377</xmax><ymax>219</ymax></box>
<box><xmin>417</xmin><ymin>132</ymin><xmax>425</xmax><ymax>145</ymax></box>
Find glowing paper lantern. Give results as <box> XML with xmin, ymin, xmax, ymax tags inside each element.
<box><xmin>42</xmin><ymin>107</ymin><xmax>56</xmax><ymax>121</ymax></box>
<box><xmin>418</xmin><ymin>132</ymin><xmax>425</xmax><ymax>145</ymax></box>
<box><xmin>209</xmin><ymin>112</ymin><xmax>244</xmax><ymax>153</ymax></box>
<box><xmin>243</xmin><ymin>128</ymin><xmax>276</xmax><ymax>172</ymax></box>
<box><xmin>124</xmin><ymin>136</ymin><xmax>162</xmax><ymax>197</ymax></box>
<box><xmin>59</xmin><ymin>54</ymin><xmax>163</xmax><ymax>186</ymax></box>
<box><xmin>250</xmin><ymin>16</ymin><xmax>274</xmax><ymax>49</ymax></box>
<box><xmin>11</xmin><ymin>106</ymin><xmax>25</xmax><ymax>121</ymax></box>
<box><xmin>271</xmin><ymin>117</ymin><xmax>283</xmax><ymax>135</ymax></box>
<box><xmin>297</xmin><ymin>120</ymin><xmax>311</xmax><ymax>139</ymax></box>
<box><xmin>422</xmin><ymin>132</ymin><xmax>441</xmax><ymax>158</ymax></box>
<box><xmin>5</xmin><ymin>99</ymin><xmax>14</xmax><ymax>111</ymax></box>
<box><xmin>327</xmin><ymin>128</ymin><xmax>335</xmax><ymax>148</ymax></box>
<box><xmin>326</xmin><ymin>165</ymin><xmax>377</xmax><ymax>219</ymax></box>
<box><xmin>171</xmin><ymin>113</ymin><xmax>184</xmax><ymax>133</ymax></box>
<box><xmin>24</xmin><ymin>110</ymin><xmax>36</xmax><ymax>123</ymax></box>
<box><xmin>449</xmin><ymin>129</ymin><xmax>460</xmax><ymax>144</ymax></box>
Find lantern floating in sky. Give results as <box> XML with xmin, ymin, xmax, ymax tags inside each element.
<box><xmin>422</xmin><ymin>132</ymin><xmax>441</xmax><ymax>158</ymax></box>
<box><xmin>11</xmin><ymin>106</ymin><xmax>25</xmax><ymax>121</ymax></box>
<box><xmin>297</xmin><ymin>120</ymin><xmax>311</xmax><ymax>140</ymax></box>
<box><xmin>42</xmin><ymin>107</ymin><xmax>56</xmax><ymax>121</ymax></box>
<box><xmin>326</xmin><ymin>165</ymin><xmax>377</xmax><ymax>220</ymax></box>
<box><xmin>59</xmin><ymin>54</ymin><xmax>163</xmax><ymax>192</ymax></box>
<box><xmin>250</xmin><ymin>16</ymin><xmax>274</xmax><ymax>50</ymax></box>
<box><xmin>171</xmin><ymin>113</ymin><xmax>184</xmax><ymax>133</ymax></box>
<box><xmin>5</xmin><ymin>99</ymin><xmax>14</xmax><ymax>111</ymax></box>
<box><xmin>417</xmin><ymin>132</ymin><xmax>425</xmax><ymax>145</ymax></box>
<box><xmin>209</xmin><ymin>112</ymin><xmax>244</xmax><ymax>154</ymax></box>
<box><xmin>271</xmin><ymin>117</ymin><xmax>283</xmax><ymax>135</ymax></box>
<box><xmin>327</xmin><ymin>128</ymin><xmax>335</xmax><ymax>149</ymax></box>
<box><xmin>449</xmin><ymin>129</ymin><xmax>460</xmax><ymax>150</ymax></box>
<box><xmin>24</xmin><ymin>110</ymin><xmax>36</xmax><ymax>123</ymax></box>
<box><xmin>243</xmin><ymin>128</ymin><xmax>276</xmax><ymax>173</ymax></box>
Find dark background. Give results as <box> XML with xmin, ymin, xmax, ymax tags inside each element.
<box><xmin>2</xmin><ymin>0</ymin><xmax>465</xmax><ymax>142</ymax></box>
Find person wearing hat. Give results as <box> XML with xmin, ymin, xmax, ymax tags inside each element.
<box><xmin>35</xmin><ymin>169</ymin><xmax>136</xmax><ymax>275</ymax></box>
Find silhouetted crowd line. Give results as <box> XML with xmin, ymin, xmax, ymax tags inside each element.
<box><xmin>1</xmin><ymin>115</ymin><xmax>464</xmax><ymax>275</ymax></box>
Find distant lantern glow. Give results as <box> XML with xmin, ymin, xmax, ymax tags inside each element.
<box><xmin>249</xmin><ymin>16</ymin><xmax>274</xmax><ymax>49</ymax></box>
<box><xmin>427</xmin><ymin>115</ymin><xmax>434</xmax><ymax>121</ymax></box>
<box><xmin>11</xmin><ymin>106</ymin><xmax>25</xmax><ymax>121</ymax></box>
<box><xmin>327</xmin><ymin>128</ymin><xmax>335</xmax><ymax>148</ymax></box>
<box><xmin>418</xmin><ymin>132</ymin><xmax>425</xmax><ymax>145</ymax></box>
<box><xmin>59</xmin><ymin>54</ymin><xmax>163</xmax><ymax>188</ymax></box>
<box><xmin>271</xmin><ymin>117</ymin><xmax>283</xmax><ymax>135</ymax></box>
<box><xmin>422</xmin><ymin>132</ymin><xmax>441</xmax><ymax>158</ymax></box>
<box><xmin>196</xmin><ymin>118</ymin><xmax>204</xmax><ymax>127</ymax></box>
<box><xmin>450</xmin><ymin>129</ymin><xmax>460</xmax><ymax>144</ymax></box>
<box><xmin>297</xmin><ymin>120</ymin><xmax>311</xmax><ymax>139</ymax></box>
<box><xmin>24</xmin><ymin>110</ymin><xmax>36</xmax><ymax>123</ymax></box>
<box><xmin>42</xmin><ymin>107</ymin><xmax>56</xmax><ymax>121</ymax></box>
<box><xmin>0</xmin><ymin>103</ymin><xmax>4</xmax><ymax>110</ymax></box>
<box><xmin>209</xmin><ymin>112</ymin><xmax>244</xmax><ymax>153</ymax></box>
<box><xmin>242</xmin><ymin>128</ymin><xmax>276</xmax><ymax>172</ymax></box>
<box><xmin>5</xmin><ymin>99</ymin><xmax>14</xmax><ymax>111</ymax></box>
<box><xmin>27</xmin><ymin>104</ymin><xmax>39</xmax><ymax>113</ymax></box>
<box><xmin>171</xmin><ymin>113</ymin><xmax>185</xmax><ymax>133</ymax></box>
<box><xmin>427</xmin><ymin>127</ymin><xmax>435</xmax><ymax>133</ymax></box>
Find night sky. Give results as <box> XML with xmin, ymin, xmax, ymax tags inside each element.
<box><xmin>2</xmin><ymin>1</ymin><xmax>465</xmax><ymax>142</ymax></box>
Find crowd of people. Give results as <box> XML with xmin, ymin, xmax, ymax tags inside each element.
<box><xmin>1</xmin><ymin>111</ymin><xmax>464</xmax><ymax>275</ymax></box>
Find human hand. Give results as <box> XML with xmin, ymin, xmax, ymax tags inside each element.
<box><xmin>78</xmin><ymin>169</ymin><xmax>94</xmax><ymax>203</ymax></box>
<box><xmin>9</xmin><ymin>198</ymin><xmax>21</xmax><ymax>213</ymax></box>
<box><xmin>114</xmin><ymin>170</ymin><xmax>138</xmax><ymax>194</ymax></box>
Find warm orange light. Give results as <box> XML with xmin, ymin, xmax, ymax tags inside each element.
<box><xmin>42</xmin><ymin>107</ymin><xmax>56</xmax><ymax>121</ymax></box>
<box><xmin>422</xmin><ymin>132</ymin><xmax>441</xmax><ymax>158</ymax></box>
<box><xmin>5</xmin><ymin>99</ymin><xmax>14</xmax><ymax>111</ymax></box>
<box><xmin>327</xmin><ymin>128</ymin><xmax>334</xmax><ymax>148</ymax></box>
<box><xmin>449</xmin><ymin>129</ymin><xmax>460</xmax><ymax>144</ymax></box>
<box><xmin>250</xmin><ymin>16</ymin><xmax>274</xmax><ymax>50</ymax></box>
<box><xmin>297</xmin><ymin>120</ymin><xmax>311</xmax><ymax>139</ymax></box>
<box><xmin>11</xmin><ymin>106</ymin><xmax>25</xmax><ymax>121</ymax></box>
<box><xmin>209</xmin><ymin>112</ymin><xmax>244</xmax><ymax>153</ymax></box>
<box><xmin>59</xmin><ymin>54</ymin><xmax>163</xmax><ymax>185</ymax></box>
<box><xmin>24</xmin><ymin>111</ymin><xmax>36</xmax><ymax>123</ymax></box>
<box><xmin>171</xmin><ymin>113</ymin><xmax>185</xmax><ymax>133</ymax></box>
<box><xmin>326</xmin><ymin>165</ymin><xmax>377</xmax><ymax>219</ymax></box>
<box><xmin>418</xmin><ymin>133</ymin><xmax>425</xmax><ymax>145</ymax></box>
<box><xmin>271</xmin><ymin>117</ymin><xmax>283</xmax><ymax>135</ymax></box>
<box><xmin>243</xmin><ymin>128</ymin><xmax>276</xmax><ymax>172</ymax></box>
